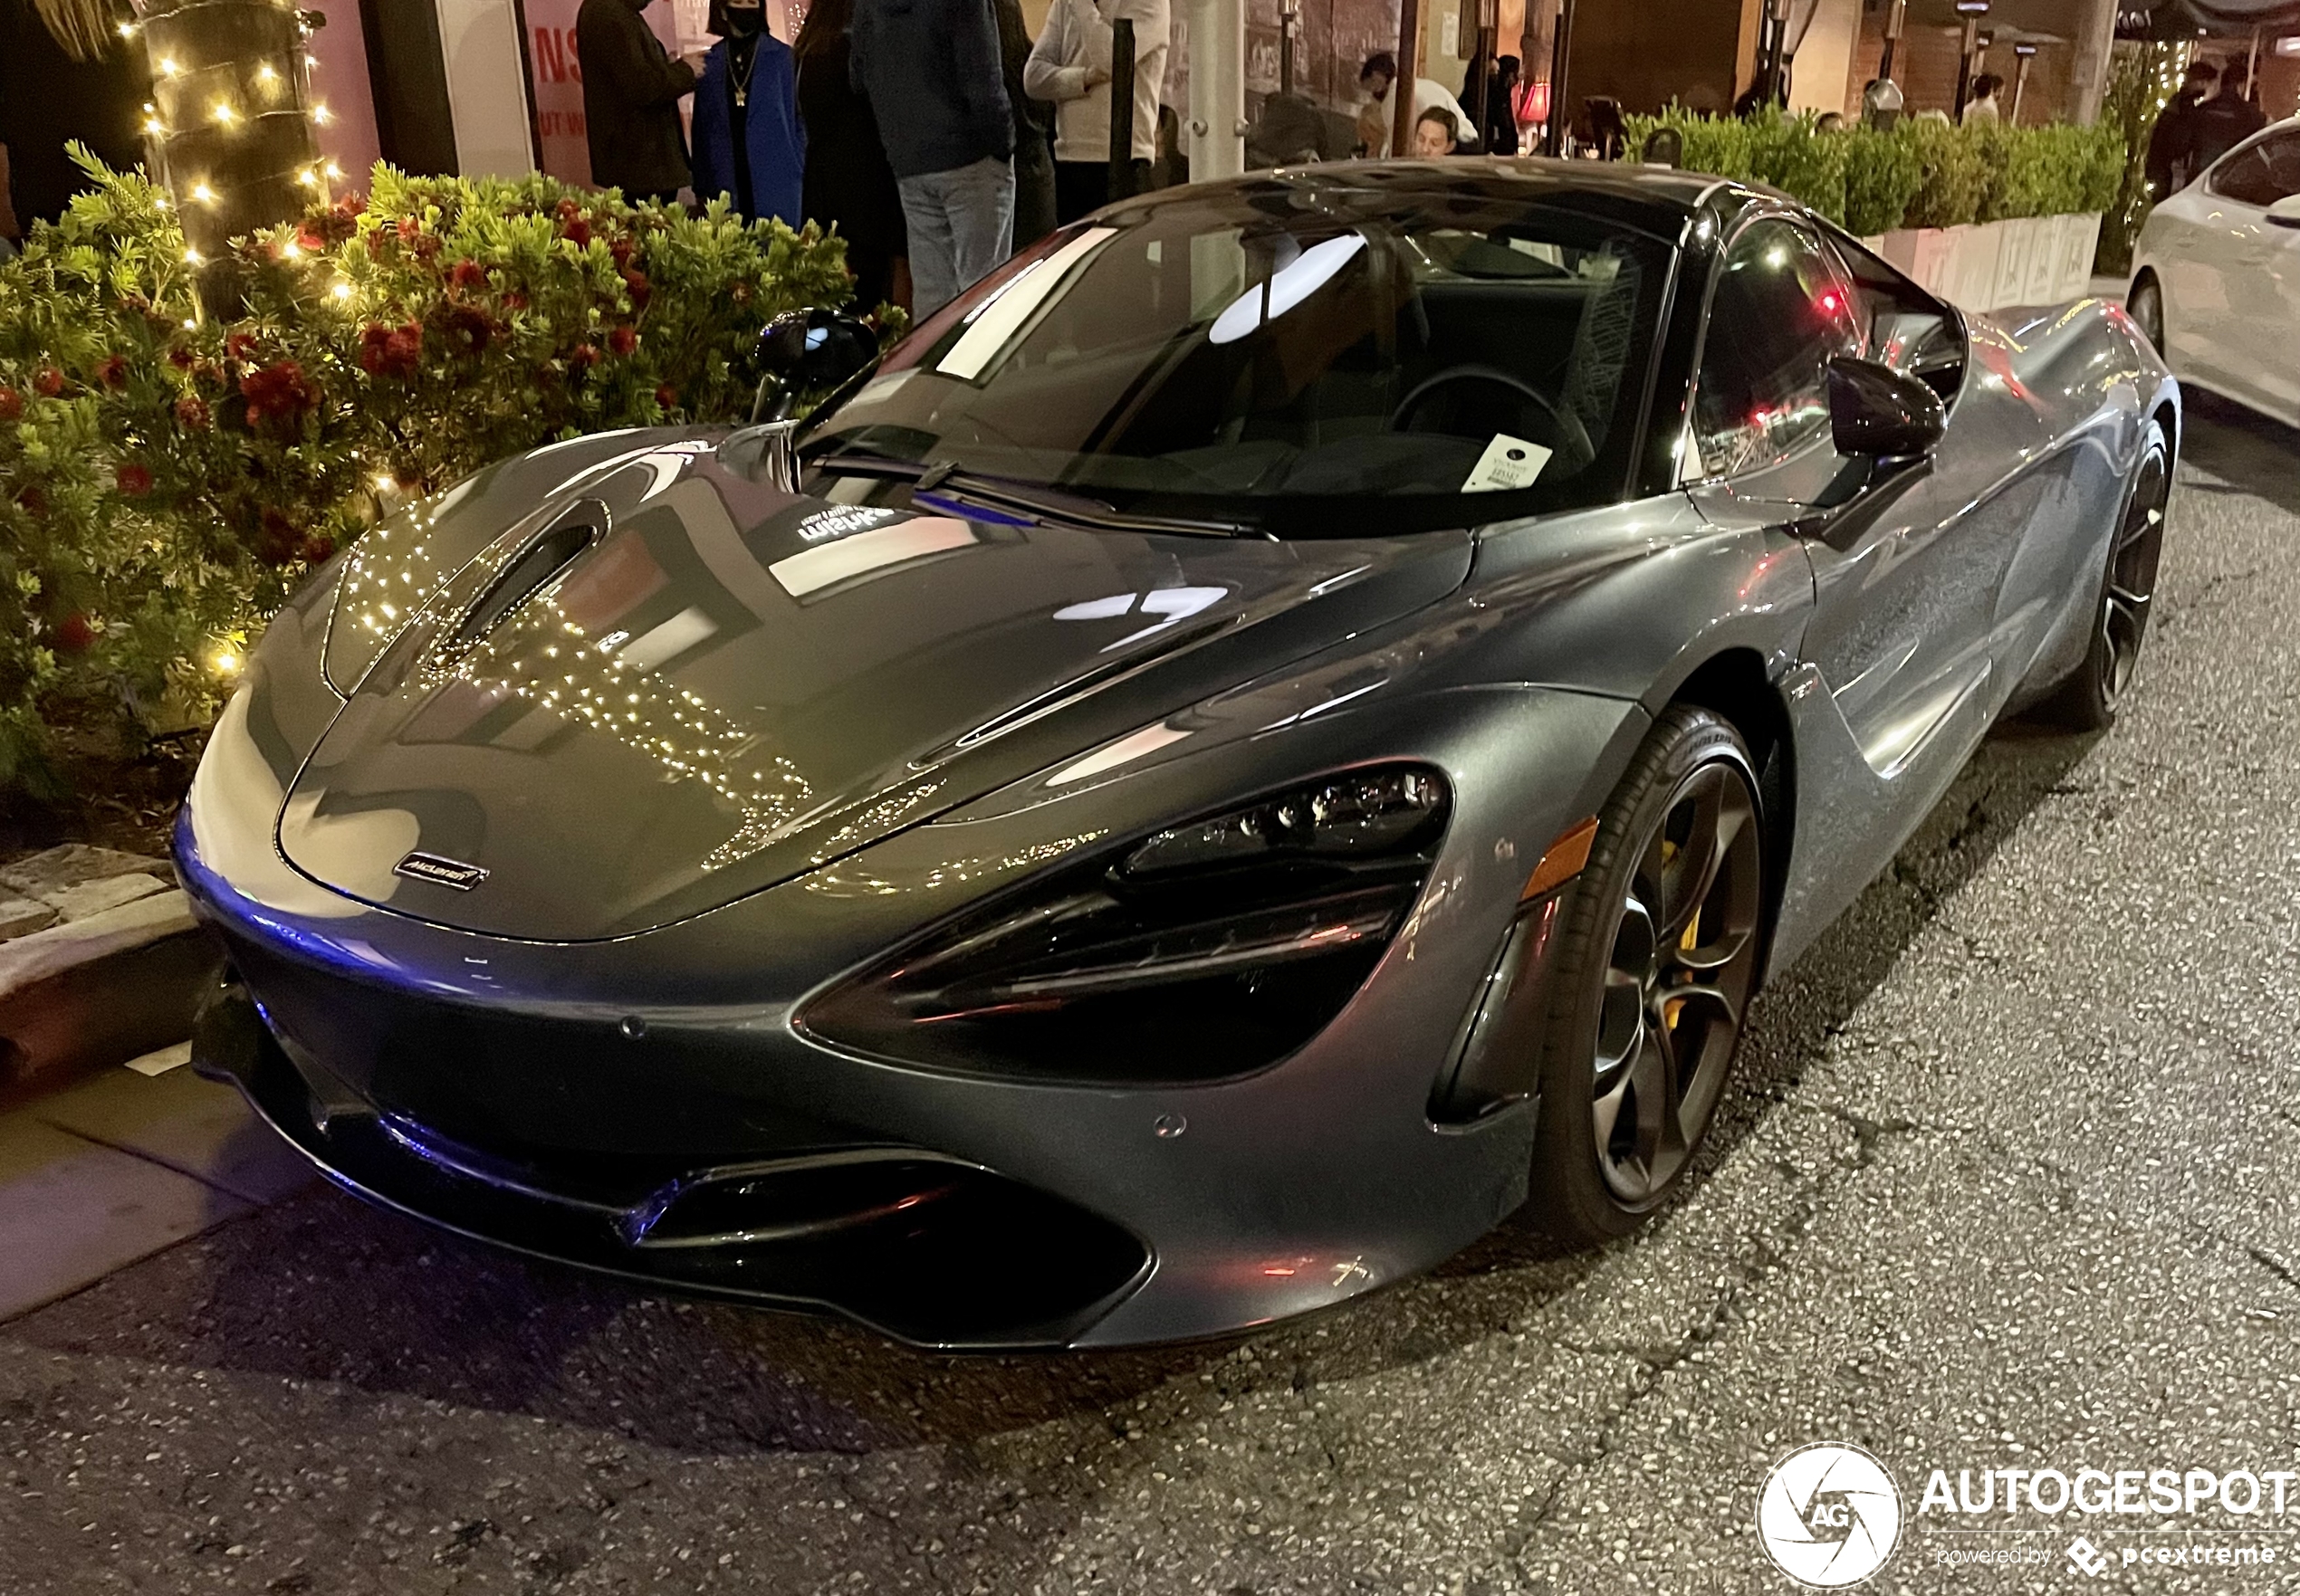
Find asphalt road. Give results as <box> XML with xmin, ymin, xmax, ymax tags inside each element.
<box><xmin>5</xmin><ymin>395</ymin><xmax>2299</xmax><ymax>1596</ymax></box>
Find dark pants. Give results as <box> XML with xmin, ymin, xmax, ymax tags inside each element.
<box><xmin>1012</xmin><ymin>129</ymin><xmax>1058</xmax><ymax>250</ymax></box>
<box><xmin>1054</xmin><ymin>158</ymin><xmax>1151</xmax><ymax>225</ymax></box>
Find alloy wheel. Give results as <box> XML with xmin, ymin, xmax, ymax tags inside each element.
<box><xmin>2099</xmin><ymin>433</ymin><xmax>2170</xmax><ymax>707</ymax></box>
<box><xmin>2129</xmin><ymin>280</ymin><xmax>2165</xmax><ymax>354</ymax></box>
<box><xmin>1589</xmin><ymin>761</ymin><xmax>1763</xmax><ymax>1205</ymax></box>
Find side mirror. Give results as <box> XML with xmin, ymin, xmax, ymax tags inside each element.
<box><xmin>752</xmin><ymin>308</ymin><xmax>880</xmax><ymax>423</ymax></box>
<box><xmin>2266</xmin><ymin>194</ymin><xmax>2300</xmax><ymax>229</ymax></box>
<box><xmin>1826</xmin><ymin>355</ymin><xmax>1946</xmax><ymax>464</ymax></box>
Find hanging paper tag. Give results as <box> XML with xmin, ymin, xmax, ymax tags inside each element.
<box><xmin>1462</xmin><ymin>434</ymin><xmax>1554</xmax><ymax>493</ymax></box>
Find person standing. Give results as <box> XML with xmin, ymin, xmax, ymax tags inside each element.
<box><xmin>796</xmin><ymin>0</ymin><xmax>910</xmax><ymax>311</ymax></box>
<box><xmin>1024</xmin><ymin>0</ymin><xmax>1171</xmax><ymax>225</ymax></box>
<box><xmin>691</xmin><ymin>0</ymin><xmax>805</xmax><ymax>225</ymax></box>
<box><xmin>849</xmin><ymin>0</ymin><xmax>1015</xmax><ymax>316</ymax></box>
<box><xmin>2189</xmin><ymin>65</ymin><xmax>2267</xmax><ymax>179</ymax></box>
<box><xmin>1484</xmin><ymin>56</ymin><xmax>1523</xmax><ymax>156</ymax></box>
<box><xmin>577</xmin><ymin>0</ymin><xmax>709</xmax><ymax>204</ymax></box>
<box><xmin>1960</xmin><ymin>73</ymin><xmax>2002</xmax><ymax>127</ymax></box>
<box><xmin>996</xmin><ymin>0</ymin><xmax>1059</xmax><ymax>249</ymax></box>
<box><xmin>2146</xmin><ymin>59</ymin><xmax>2218</xmax><ymax>198</ymax></box>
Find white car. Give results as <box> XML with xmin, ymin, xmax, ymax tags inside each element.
<box><xmin>2130</xmin><ymin>118</ymin><xmax>2300</xmax><ymax>427</ymax></box>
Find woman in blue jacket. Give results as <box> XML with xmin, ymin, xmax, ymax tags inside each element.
<box><xmin>691</xmin><ymin>0</ymin><xmax>805</xmax><ymax>225</ymax></box>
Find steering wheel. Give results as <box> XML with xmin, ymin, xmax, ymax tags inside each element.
<box><xmin>1388</xmin><ymin>366</ymin><xmax>1595</xmax><ymax>476</ymax></box>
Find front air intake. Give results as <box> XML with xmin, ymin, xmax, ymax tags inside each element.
<box><xmin>445</xmin><ymin>502</ymin><xmax>603</xmax><ymax>654</ymax></box>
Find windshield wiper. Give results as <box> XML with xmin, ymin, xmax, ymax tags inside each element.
<box><xmin>806</xmin><ymin>452</ymin><xmax>1257</xmax><ymax>540</ymax></box>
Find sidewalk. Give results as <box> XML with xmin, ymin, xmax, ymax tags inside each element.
<box><xmin>0</xmin><ymin>1046</ymin><xmax>312</xmax><ymax>1320</ymax></box>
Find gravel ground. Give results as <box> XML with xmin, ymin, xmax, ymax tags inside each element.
<box><xmin>4</xmin><ymin>397</ymin><xmax>2298</xmax><ymax>1595</ymax></box>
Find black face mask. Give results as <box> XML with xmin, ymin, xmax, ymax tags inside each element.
<box><xmin>723</xmin><ymin>6</ymin><xmax>764</xmax><ymax>36</ymax></box>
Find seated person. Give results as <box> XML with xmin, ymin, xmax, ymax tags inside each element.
<box><xmin>1414</xmin><ymin>107</ymin><xmax>1461</xmax><ymax>159</ymax></box>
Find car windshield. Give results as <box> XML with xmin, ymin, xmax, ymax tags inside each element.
<box><xmin>803</xmin><ymin>182</ymin><xmax>1674</xmax><ymax>536</ymax></box>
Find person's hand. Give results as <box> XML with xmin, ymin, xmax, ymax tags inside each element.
<box><xmin>680</xmin><ymin>49</ymin><xmax>711</xmax><ymax>74</ymax></box>
<box><xmin>1085</xmin><ymin>65</ymin><xmax>1110</xmax><ymax>88</ymax></box>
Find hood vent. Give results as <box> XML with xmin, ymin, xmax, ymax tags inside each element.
<box><xmin>445</xmin><ymin>502</ymin><xmax>605</xmax><ymax>655</ymax></box>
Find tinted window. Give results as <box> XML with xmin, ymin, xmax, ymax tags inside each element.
<box><xmin>806</xmin><ymin>187</ymin><xmax>1672</xmax><ymax>536</ymax></box>
<box><xmin>2209</xmin><ymin>130</ymin><xmax>2300</xmax><ymax>207</ymax></box>
<box><xmin>1692</xmin><ymin>219</ymin><xmax>1862</xmax><ymax>479</ymax></box>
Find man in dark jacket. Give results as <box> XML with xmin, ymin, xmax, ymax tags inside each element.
<box><xmin>577</xmin><ymin>0</ymin><xmax>707</xmax><ymax>202</ymax></box>
<box><xmin>2188</xmin><ymin>67</ymin><xmax>2267</xmax><ymax>184</ymax></box>
<box><xmin>850</xmin><ymin>0</ymin><xmax>1015</xmax><ymax>315</ymax></box>
<box><xmin>995</xmin><ymin>0</ymin><xmax>1058</xmax><ymax>250</ymax></box>
<box><xmin>2146</xmin><ymin>59</ymin><xmax>2217</xmax><ymax>198</ymax></box>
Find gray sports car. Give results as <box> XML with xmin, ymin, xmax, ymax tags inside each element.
<box><xmin>179</xmin><ymin>161</ymin><xmax>2178</xmax><ymax>1349</ymax></box>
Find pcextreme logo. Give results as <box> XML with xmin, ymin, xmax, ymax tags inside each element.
<box><xmin>1757</xmin><ymin>1442</ymin><xmax>1904</xmax><ymax>1588</ymax></box>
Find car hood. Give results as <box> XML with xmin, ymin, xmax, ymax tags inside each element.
<box><xmin>279</xmin><ymin>433</ymin><xmax>1472</xmax><ymax>941</ymax></box>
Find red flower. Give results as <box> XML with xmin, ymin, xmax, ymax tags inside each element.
<box><xmin>450</xmin><ymin>259</ymin><xmax>488</xmax><ymax>291</ymax></box>
<box><xmin>411</xmin><ymin>234</ymin><xmax>441</xmax><ymax>262</ymax></box>
<box><xmin>225</xmin><ymin>332</ymin><xmax>258</xmax><ymax>364</ymax></box>
<box><xmin>620</xmin><ymin>269</ymin><xmax>652</xmax><ymax>309</ymax></box>
<box><xmin>17</xmin><ymin>486</ymin><xmax>45</xmax><ymax>517</ymax></box>
<box><xmin>0</xmin><ymin>387</ymin><xmax>20</xmax><ymax>422</ymax></box>
<box><xmin>96</xmin><ymin>356</ymin><xmax>129</xmax><ymax>390</ymax></box>
<box><xmin>397</xmin><ymin>217</ymin><xmax>420</xmax><ymax>243</ymax></box>
<box><xmin>442</xmin><ymin>305</ymin><xmax>494</xmax><ymax>356</ymax></box>
<box><xmin>730</xmin><ymin>281</ymin><xmax>753</xmax><ymax>305</ymax></box>
<box><xmin>561</xmin><ymin>216</ymin><xmax>592</xmax><ymax>249</ymax></box>
<box><xmin>168</xmin><ymin>347</ymin><xmax>196</xmax><ymax>370</ymax></box>
<box><xmin>257</xmin><ymin>506</ymin><xmax>302</xmax><ymax>566</ymax></box>
<box><xmin>53</xmin><ymin>614</ymin><xmax>96</xmax><ymax>654</ymax></box>
<box><xmin>568</xmin><ymin>343</ymin><xmax>599</xmax><ymax>371</ymax></box>
<box><xmin>307</xmin><ymin>198</ymin><xmax>360</xmax><ymax>245</ymax></box>
<box><xmin>34</xmin><ymin>368</ymin><xmax>64</xmax><ymax>397</ymax></box>
<box><xmin>300</xmin><ymin>534</ymin><xmax>337</xmax><ymax>565</ymax></box>
<box><xmin>608</xmin><ymin>326</ymin><xmax>638</xmax><ymax>357</ymax></box>
<box><xmin>503</xmin><ymin>291</ymin><xmax>530</xmax><ymax>312</ymax></box>
<box><xmin>115</xmin><ymin>463</ymin><xmax>153</xmax><ymax>497</ymax></box>
<box><xmin>240</xmin><ymin>360</ymin><xmax>319</xmax><ymax>429</ymax></box>
<box><xmin>556</xmin><ymin>198</ymin><xmax>582</xmax><ymax>223</ymax></box>
<box><xmin>175</xmin><ymin>394</ymin><xmax>212</xmax><ymax>431</ymax></box>
<box><xmin>655</xmin><ymin>384</ymin><xmax>677</xmax><ymax>409</ymax></box>
<box><xmin>359</xmin><ymin>320</ymin><xmax>423</xmax><ymax>377</ymax></box>
<box><xmin>609</xmin><ymin>237</ymin><xmax>635</xmax><ymax>269</ymax></box>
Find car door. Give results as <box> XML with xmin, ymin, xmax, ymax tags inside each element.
<box><xmin>2205</xmin><ymin>129</ymin><xmax>2300</xmax><ymax>423</ymax></box>
<box><xmin>2169</xmin><ymin>129</ymin><xmax>2300</xmax><ymax>417</ymax></box>
<box><xmin>1684</xmin><ymin>216</ymin><xmax>1991</xmax><ymax>777</ymax></box>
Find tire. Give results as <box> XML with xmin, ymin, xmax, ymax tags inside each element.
<box><xmin>2036</xmin><ymin>416</ymin><xmax>2171</xmax><ymax>732</ymax></box>
<box><xmin>1525</xmin><ymin>705</ymin><xmax>1767</xmax><ymax>1246</ymax></box>
<box><xmin>2128</xmin><ymin>273</ymin><xmax>2166</xmax><ymax>356</ymax></box>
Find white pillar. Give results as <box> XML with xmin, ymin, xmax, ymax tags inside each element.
<box><xmin>1188</xmin><ymin>0</ymin><xmax>1245</xmax><ymax>181</ymax></box>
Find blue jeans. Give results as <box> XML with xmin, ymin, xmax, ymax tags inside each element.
<box><xmin>896</xmin><ymin>157</ymin><xmax>1015</xmax><ymax>316</ymax></box>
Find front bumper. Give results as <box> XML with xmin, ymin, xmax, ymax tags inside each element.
<box><xmin>192</xmin><ymin>975</ymin><xmax>1153</xmax><ymax>1349</ymax></box>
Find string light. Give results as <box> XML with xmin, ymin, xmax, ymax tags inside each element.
<box><xmin>183</xmin><ymin>246</ymin><xmax>202</xmax><ymax>264</ymax></box>
<box><xmin>331</xmin><ymin>281</ymin><xmax>354</xmax><ymax>301</ymax></box>
<box><xmin>211</xmin><ymin>100</ymin><xmax>240</xmax><ymax>127</ymax></box>
<box><xmin>256</xmin><ymin>62</ymin><xmax>279</xmax><ymax>84</ymax></box>
<box><xmin>311</xmin><ymin>102</ymin><xmax>332</xmax><ymax>125</ymax></box>
<box><xmin>158</xmin><ymin>56</ymin><xmax>183</xmax><ymax>77</ymax></box>
<box><xmin>210</xmin><ymin>649</ymin><xmax>242</xmax><ymax>677</ymax></box>
<box><xmin>190</xmin><ymin>182</ymin><xmax>217</xmax><ymax>203</ymax></box>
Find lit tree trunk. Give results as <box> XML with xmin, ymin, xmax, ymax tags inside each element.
<box><xmin>136</xmin><ymin>0</ymin><xmax>325</xmax><ymax>273</ymax></box>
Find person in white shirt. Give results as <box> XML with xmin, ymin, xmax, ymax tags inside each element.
<box><xmin>1023</xmin><ymin>0</ymin><xmax>1171</xmax><ymax>224</ymax></box>
<box><xmin>1961</xmin><ymin>73</ymin><xmax>2002</xmax><ymax>126</ymax></box>
<box><xmin>1353</xmin><ymin>52</ymin><xmax>1468</xmax><ymax>158</ymax></box>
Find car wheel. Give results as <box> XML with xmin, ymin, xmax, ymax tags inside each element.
<box><xmin>2037</xmin><ymin>416</ymin><xmax>2171</xmax><ymax>732</ymax></box>
<box><xmin>2128</xmin><ymin>273</ymin><xmax>2166</xmax><ymax>356</ymax></box>
<box><xmin>1525</xmin><ymin>705</ymin><xmax>1766</xmax><ymax>1245</ymax></box>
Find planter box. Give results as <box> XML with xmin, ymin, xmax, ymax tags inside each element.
<box><xmin>1876</xmin><ymin>212</ymin><xmax>2104</xmax><ymax>314</ymax></box>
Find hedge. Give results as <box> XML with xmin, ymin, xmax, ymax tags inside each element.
<box><xmin>1622</xmin><ymin>108</ymin><xmax>2124</xmax><ymax>237</ymax></box>
<box><xmin>0</xmin><ymin>154</ymin><xmax>858</xmax><ymax>799</ymax></box>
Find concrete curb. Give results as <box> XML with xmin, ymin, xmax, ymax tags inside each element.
<box><xmin>0</xmin><ymin>846</ymin><xmax>216</xmax><ymax>1101</ymax></box>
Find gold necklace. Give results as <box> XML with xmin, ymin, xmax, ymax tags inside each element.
<box><xmin>731</xmin><ymin>38</ymin><xmax>762</xmax><ymax>109</ymax></box>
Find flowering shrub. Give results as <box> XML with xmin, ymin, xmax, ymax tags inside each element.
<box><xmin>0</xmin><ymin>155</ymin><xmax>857</xmax><ymax>797</ymax></box>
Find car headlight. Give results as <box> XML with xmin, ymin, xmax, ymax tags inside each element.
<box><xmin>797</xmin><ymin>766</ymin><xmax>1450</xmax><ymax>1083</ymax></box>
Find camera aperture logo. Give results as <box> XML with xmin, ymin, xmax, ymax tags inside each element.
<box><xmin>1758</xmin><ymin>1443</ymin><xmax>1903</xmax><ymax>1588</ymax></box>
